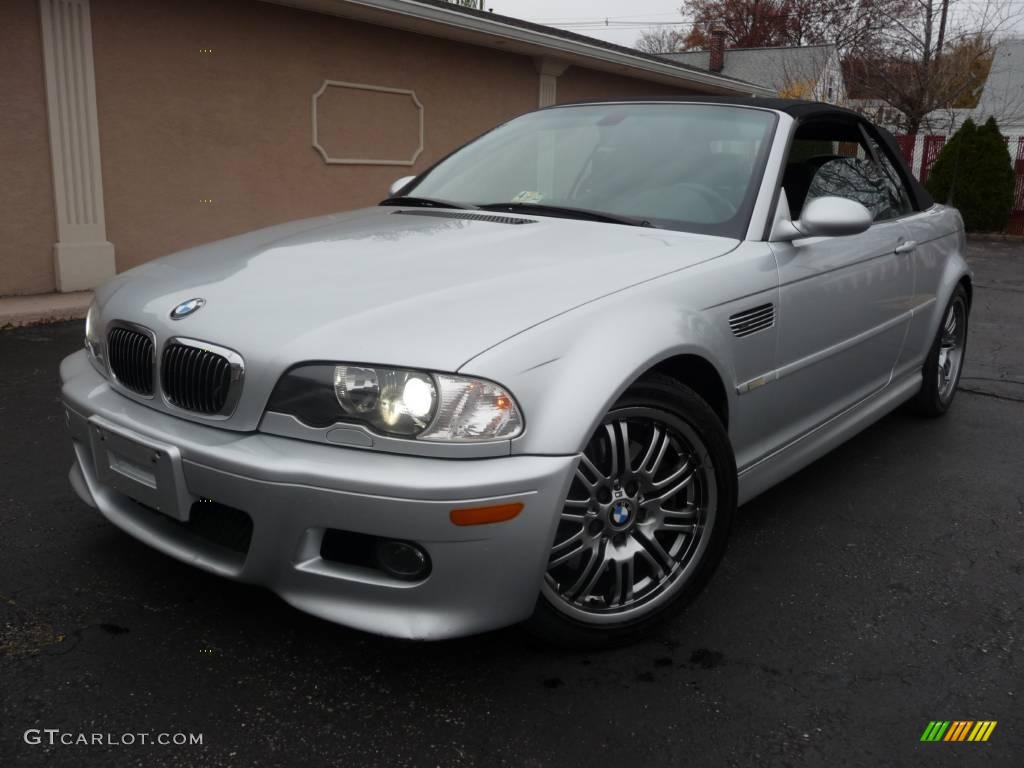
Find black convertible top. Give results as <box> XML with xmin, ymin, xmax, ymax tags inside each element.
<box><xmin>569</xmin><ymin>95</ymin><xmax>863</xmax><ymax>119</ymax></box>
<box><xmin>568</xmin><ymin>96</ymin><xmax>934</xmax><ymax>211</ymax></box>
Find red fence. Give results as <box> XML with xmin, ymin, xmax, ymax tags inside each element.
<box><xmin>895</xmin><ymin>135</ymin><xmax>915</xmax><ymax>168</ymax></box>
<box><xmin>1011</xmin><ymin>136</ymin><xmax>1024</xmax><ymax>236</ymax></box>
<box><xmin>919</xmin><ymin>135</ymin><xmax>947</xmax><ymax>185</ymax></box>
<box><xmin>895</xmin><ymin>133</ymin><xmax>1024</xmax><ymax>235</ymax></box>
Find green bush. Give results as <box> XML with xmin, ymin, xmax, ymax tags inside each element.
<box><xmin>926</xmin><ymin>117</ymin><xmax>1016</xmax><ymax>232</ymax></box>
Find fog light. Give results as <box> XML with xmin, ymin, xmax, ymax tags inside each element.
<box><xmin>375</xmin><ymin>540</ymin><xmax>430</xmax><ymax>581</ymax></box>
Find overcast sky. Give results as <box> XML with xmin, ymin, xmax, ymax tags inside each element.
<box><xmin>484</xmin><ymin>1</ymin><xmax>691</xmax><ymax>48</ymax></box>
<box><xmin>483</xmin><ymin>0</ymin><xmax>1024</xmax><ymax>48</ymax></box>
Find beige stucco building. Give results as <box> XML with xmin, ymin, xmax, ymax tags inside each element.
<box><xmin>1</xmin><ymin>0</ymin><xmax>766</xmax><ymax>298</ymax></box>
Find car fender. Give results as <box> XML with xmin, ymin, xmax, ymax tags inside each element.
<box><xmin>922</xmin><ymin>222</ymin><xmax>972</xmax><ymax>345</ymax></box>
<box><xmin>459</xmin><ymin>284</ymin><xmax>737</xmax><ymax>456</ymax></box>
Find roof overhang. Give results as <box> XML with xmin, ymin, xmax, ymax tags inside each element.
<box><xmin>258</xmin><ymin>0</ymin><xmax>773</xmax><ymax>96</ymax></box>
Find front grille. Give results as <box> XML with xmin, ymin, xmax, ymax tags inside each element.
<box><xmin>161</xmin><ymin>343</ymin><xmax>234</xmax><ymax>414</ymax></box>
<box><xmin>107</xmin><ymin>327</ymin><xmax>155</xmax><ymax>395</ymax></box>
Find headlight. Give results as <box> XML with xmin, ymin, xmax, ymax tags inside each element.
<box><xmin>334</xmin><ymin>365</ymin><xmax>437</xmax><ymax>436</ymax></box>
<box><xmin>84</xmin><ymin>301</ymin><xmax>104</xmax><ymax>366</ymax></box>
<box><xmin>266</xmin><ymin>364</ymin><xmax>524</xmax><ymax>441</ymax></box>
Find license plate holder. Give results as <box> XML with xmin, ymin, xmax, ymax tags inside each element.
<box><xmin>88</xmin><ymin>416</ymin><xmax>194</xmax><ymax>521</ymax></box>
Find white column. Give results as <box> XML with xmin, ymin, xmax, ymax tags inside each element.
<box><xmin>535</xmin><ymin>57</ymin><xmax>569</xmax><ymax>108</ymax></box>
<box><xmin>39</xmin><ymin>0</ymin><xmax>115</xmax><ymax>292</ymax></box>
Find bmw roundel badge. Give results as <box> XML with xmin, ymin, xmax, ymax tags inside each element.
<box><xmin>611</xmin><ymin>501</ymin><xmax>633</xmax><ymax>527</ymax></box>
<box><xmin>170</xmin><ymin>298</ymin><xmax>206</xmax><ymax>320</ymax></box>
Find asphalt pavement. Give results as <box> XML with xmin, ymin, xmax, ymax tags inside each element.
<box><xmin>1</xmin><ymin>238</ymin><xmax>1022</xmax><ymax>768</ymax></box>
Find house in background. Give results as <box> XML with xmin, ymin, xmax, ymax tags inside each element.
<box><xmin>662</xmin><ymin>31</ymin><xmax>846</xmax><ymax>104</ymax></box>
<box><xmin>1</xmin><ymin>0</ymin><xmax>768</xmax><ymax>299</ymax></box>
<box><xmin>974</xmin><ymin>38</ymin><xmax>1024</xmax><ymax>134</ymax></box>
<box><xmin>847</xmin><ymin>99</ymin><xmax>974</xmax><ymax>135</ymax></box>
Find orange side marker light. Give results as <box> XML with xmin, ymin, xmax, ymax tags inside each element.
<box><xmin>450</xmin><ymin>502</ymin><xmax>523</xmax><ymax>526</ymax></box>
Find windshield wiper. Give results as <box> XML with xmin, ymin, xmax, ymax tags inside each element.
<box><xmin>477</xmin><ymin>202</ymin><xmax>654</xmax><ymax>228</ymax></box>
<box><xmin>379</xmin><ymin>196</ymin><xmax>478</xmax><ymax>210</ymax></box>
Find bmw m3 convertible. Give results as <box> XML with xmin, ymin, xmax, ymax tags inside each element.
<box><xmin>62</xmin><ymin>98</ymin><xmax>970</xmax><ymax>646</ymax></box>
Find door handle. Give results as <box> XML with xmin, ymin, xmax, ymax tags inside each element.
<box><xmin>894</xmin><ymin>241</ymin><xmax>917</xmax><ymax>254</ymax></box>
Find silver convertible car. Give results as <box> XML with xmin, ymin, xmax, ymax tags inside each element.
<box><xmin>61</xmin><ymin>98</ymin><xmax>970</xmax><ymax>646</ymax></box>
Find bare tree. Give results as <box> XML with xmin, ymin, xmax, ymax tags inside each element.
<box><xmin>655</xmin><ymin>0</ymin><xmax>908</xmax><ymax>51</ymax></box>
<box><xmin>787</xmin><ymin>0</ymin><xmax>910</xmax><ymax>52</ymax></box>
<box><xmin>635</xmin><ymin>27</ymin><xmax>686</xmax><ymax>54</ymax></box>
<box><xmin>846</xmin><ymin>0</ymin><xmax>1022</xmax><ymax>134</ymax></box>
<box><xmin>673</xmin><ymin>0</ymin><xmax>799</xmax><ymax>49</ymax></box>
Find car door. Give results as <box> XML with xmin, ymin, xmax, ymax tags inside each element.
<box><xmin>764</xmin><ymin>118</ymin><xmax>915</xmax><ymax>451</ymax></box>
<box><xmin>860</xmin><ymin>128</ymin><xmax>956</xmax><ymax>382</ymax></box>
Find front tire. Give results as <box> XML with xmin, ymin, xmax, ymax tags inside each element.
<box><xmin>911</xmin><ymin>285</ymin><xmax>969</xmax><ymax>416</ymax></box>
<box><xmin>525</xmin><ymin>375</ymin><xmax>736</xmax><ymax>649</ymax></box>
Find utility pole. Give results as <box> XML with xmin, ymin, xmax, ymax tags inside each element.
<box><xmin>936</xmin><ymin>0</ymin><xmax>950</xmax><ymax>58</ymax></box>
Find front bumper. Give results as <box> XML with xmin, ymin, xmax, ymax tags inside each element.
<box><xmin>61</xmin><ymin>351</ymin><xmax>577</xmax><ymax>639</ymax></box>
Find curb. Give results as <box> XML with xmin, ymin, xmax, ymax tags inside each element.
<box><xmin>0</xmin><ymin>291</ymin><xmax>92</xmax><ymax>330</ymax></box>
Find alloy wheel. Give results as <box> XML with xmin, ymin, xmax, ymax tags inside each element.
<box><xmin>937</xmin><ymin>295</ymin><xmax>967</xmax><ymax>402</ymax></box>
<box><xmin>542</xmin><ymin>407</ymin><xmax>717</xmax><ymax>624</ymax></box>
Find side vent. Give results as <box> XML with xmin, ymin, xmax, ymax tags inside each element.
<box><xmin>729</xmin><ymin>303</ymin><xmax>775</xmax><ymax>338</ymax></box>
<box><xmin>391</xmin><ymin>210</ymin><xmax>536</xmax><ymax>225</ymax></box>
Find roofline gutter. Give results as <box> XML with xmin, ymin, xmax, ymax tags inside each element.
<box><xmin>259</xmin><ymin>0</ymin><xmax>774</xmax><ymax>96</ymax></box>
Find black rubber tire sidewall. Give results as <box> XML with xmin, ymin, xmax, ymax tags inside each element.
<box><xmin>912</xmin><ymin>285</ymin><xmax>969</xmax><ymax>417</ymax></box>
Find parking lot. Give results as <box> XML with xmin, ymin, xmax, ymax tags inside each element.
<box><xmin>1</xmin><ymin>238</ymin><xmax>1021</xmax><ymax>768</ymax></box>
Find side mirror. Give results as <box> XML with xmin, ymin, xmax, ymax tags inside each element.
<box><xmin>388</xmin><ymin>176</ymin><xmax>416</xmax><ymax>197</ymax></box>
<box><xmin>773</xmin><ymin>196</ymin><xmax>873</xmax><ymax>241</ymax></box>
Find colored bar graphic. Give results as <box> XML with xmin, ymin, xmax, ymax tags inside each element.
<box><xmin>921</xmin><ymin>721</ymin><xmax>950</xmax><ymax>741</ymax></box>
<box><xmin>944</xmin><ymin>721</ymin><xmax>971</xmax><ymax>741</ymax></box>
<box><xmin>921</xmin><ymin>720</ymin><xmax>996</xmax><ymax>742</ymax></box>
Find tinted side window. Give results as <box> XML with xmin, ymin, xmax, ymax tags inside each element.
<box><xmin>866</xmin><ymin>137</ymin><xmax>914</xmax><ymax>218</ymax></box>
<box><xmin>783</xmin><ymin>119</ymin><xmax>908</xmax><ymax>222</ymax></box>
<box><xmin>806</xmin><ymin>157</ymin><xmax>906</xmax><ymax>221</ymax></box>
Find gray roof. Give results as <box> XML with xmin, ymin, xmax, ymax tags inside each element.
<box><xmin>663</xmin><ymin>44</ymin><xmax>836</xmax><ymax>94</ymax></box>
<box><xmin>974</xmin><ymin>39</ymin><xmax>1024</xmax><ymax>131</ymax></box>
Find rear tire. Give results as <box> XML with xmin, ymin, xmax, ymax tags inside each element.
<box><xmin>911</xmin><ymin>285</ymin><xmax>969</xmax><ymax>417</ymax></box>
<box><xmin>524</xmin><ymin>375</ymin><xmax>736</xmax><ymax>649</ymax></box>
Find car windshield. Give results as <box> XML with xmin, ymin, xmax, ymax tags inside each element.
<box><xmin>403</xmin><ymin>103</ymin><xmax>777</xmax><ymax>237</ymax></box>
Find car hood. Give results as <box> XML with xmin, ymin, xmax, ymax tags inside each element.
<box><xmin>99</xmin><ymin>206</ymin><xmax>736</xmax><ymax>376</ymax></box>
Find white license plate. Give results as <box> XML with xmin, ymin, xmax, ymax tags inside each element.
<box><xmin>87</xmin><ymin>416</ymin><xmax>194</xmax><ymax>521</ymax></box>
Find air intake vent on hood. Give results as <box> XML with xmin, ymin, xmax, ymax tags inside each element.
<box><xmin>729</xmin><ymin>303</ymin><xmax>775</xmax><ymax>338</ymax></box>
<box><xmin>392</xmin><ymin>210</ymin><xmax>536</xmax><ymax>225</ymax></box>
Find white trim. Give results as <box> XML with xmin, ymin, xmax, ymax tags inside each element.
<box><xmin>39</xmin><ymin>0</ymin><xmax>115</xmax><ymax>292</ymax></box>
<box><xmin>538</xmin><ymin>73</ymin><xmax>558</xmax><ymax>108</ymax></box>
<box><xmin>262</xmin><ymin>0</ymin><xmax>772</xmax><ymax>96</ymax></box>
<box><xmin>535</xmin><ymin>57</ymin><xmax>568</xmax><ymax>108</ymax></box>
<box><xmin>312</xmin><ymin>80</ymin><xmax>425</xmax><ymax>166</ymax></box>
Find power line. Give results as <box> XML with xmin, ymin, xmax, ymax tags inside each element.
<box><xmin>532</xmin><ymin>0</ymin><xmax>1024</xmax><ymax>28</ymax></box>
